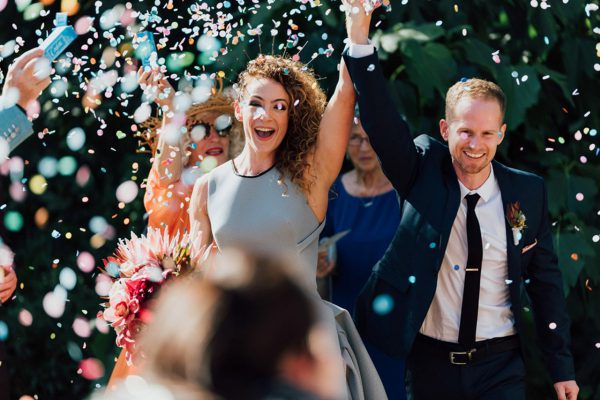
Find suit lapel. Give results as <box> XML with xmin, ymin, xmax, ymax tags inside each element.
<box><xmin>442</xmin><ymin>154</ymin><xmax>461</xmax><ymax>235</ymax></box>
<box><xmin>492</xmin><ymin>161</ymin><xmax>521</xmax><ymax>283</ymax></box>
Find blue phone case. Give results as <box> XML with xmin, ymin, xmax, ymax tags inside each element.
<box><xmin>41</xmin><ymin>26</ymin><xmax>77</xmax><ymax>62</ymax></box>
<box><xmin>136</xmin><ymin>32</ymin><xmax>157</xmax><ymax>68</ymax></box>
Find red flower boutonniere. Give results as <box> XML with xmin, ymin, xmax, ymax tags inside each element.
<box><xmin>506</xmin><ymin>202</ymin><xmax>527</xmax><ymax>245</ymax></box>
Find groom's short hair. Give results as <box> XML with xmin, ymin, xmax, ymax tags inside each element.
<box><xmin>445</xmin><ymin>78</ymin><xmax>506</xmax><ymax>121</ymax></box>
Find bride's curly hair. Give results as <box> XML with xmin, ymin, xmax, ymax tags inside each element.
<box><xmin>236</xmin><ymin>55</ymin><xmax>327</xmax><ymax>194</ymax></box>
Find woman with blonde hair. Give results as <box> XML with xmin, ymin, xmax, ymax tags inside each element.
<box><xmin>189</xmin><ymin>55</ymin><xmax>386</xmax><ymax>399</ymax></box>
<box><xmin>108</xmin><ymin>72</ymin><xmax>243</xmax><ymax>385</ymax></box>
<box><xmin>138</xmin><ymin>70</ymin><xmax>244</xmax><ymax>238</ymax></box>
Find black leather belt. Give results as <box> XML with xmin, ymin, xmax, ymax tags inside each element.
<box><xmin>415</xmin><ymin>333</ymin><xmax>520</xmax><ymax>365</ymax></box>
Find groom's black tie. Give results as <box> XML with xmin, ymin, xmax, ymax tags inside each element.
<box><xmin>458</xmin><ymin>193</ymin><xmax>483</xmax><ymax>347</ymax></box>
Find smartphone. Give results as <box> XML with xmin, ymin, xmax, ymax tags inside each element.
<box><xmin>135</xmin><ymin>31</ymin><xmax>157</xmax><ymax>68</ymax></box>
<box><xmin>40</xmin><ymin>25</ymin><xmax>77</xmax><ymax>61</ymax></box>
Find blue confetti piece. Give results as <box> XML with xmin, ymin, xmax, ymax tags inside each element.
<box><xmin>408</xmin><ymin>275</ymin><xmax>416</xmax><ymax>284</ymax></box>
<box><xmin>453</xmin><ymin>265</ymin><xmax>460</xmax><ymax>271</ymax></box>
<box><xmin>460</xmin><ymin>77</ymin><xmax>468</xmax><ymax>82</ymax></box>
<box><xmin>429</xmin><ymin>242</ymin><xmax>436</xmax><ymax>249</ymax></box>
<box><xmin>372</xmin><ymin>294</ymin><xmax>395</xmax><ymax>316</ymax></box>
<box><xmin>0</xmin><ymin>321</ymin><xmax>8</xmax><ymax>341</ymax></box>
<box><xmin>525</xmin><ymin>279</ymin><xmax>531</xmax><ymax>284</ymax></box>
<box><xmin>106</xmin><ymin>262</ymin><xmax>120</xmax><ymax>277</ymax></box>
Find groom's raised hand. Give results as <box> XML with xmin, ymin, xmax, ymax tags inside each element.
<box><xmin>341</xmin><ymin>0</ymin><xmax>379</xmax><ymax>44</ymax></box>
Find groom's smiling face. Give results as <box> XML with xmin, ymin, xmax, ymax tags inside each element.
<box><xmin>440</xmin><ymin>96</ymin><xmax>506</xmax><ymax>184</ymax></box>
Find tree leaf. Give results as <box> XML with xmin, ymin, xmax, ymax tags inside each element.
<box><xmin>554</xmin><ymin>232</ymin><xmax>594</xmax><ymax>293</ymax></box>
<box><xmin>495</xmin><ymin>64</ymin><xmax>541</xmax><ymax>130</ymax></box>
<box><xmin>400</xmin><ymin>41</ymin><xmax>457</xmax><ymax>104</ymax></box>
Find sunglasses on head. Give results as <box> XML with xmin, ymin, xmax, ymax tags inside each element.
<box><xmin>189</xmin><ymin>114</ymin><xmax>233</xmax><ymax>141</ymax></box>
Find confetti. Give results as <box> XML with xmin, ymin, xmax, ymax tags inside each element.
<box><xmin>115</xmin><ymin>180</ymin><xmax>139</xmax><ymax>204</ymax></box>
<box><xmin>66</xmin><ymin>127</ymin><xmax>86</xmax><ymax>151</ymax></box>
<box><xmin>59</xmin><ymin>267</ymin><xmax>77</xmax><ymax>290</ymax></box>
<box><xmin>0</xmin><ymin>321</ymin><xmax>8</xmax><ymax>341</ymax></box>
<box><xmin>76</xmin><ymin>251</ymin><xmax>95</xmax><ymax>273</ymax></box>
<box><xmin>78</xmin><ymin>358</ymin><xmax>105</xmax><ymax>380</ymax></box>
<box><xmin>18</xmin><ymin>309</ymin><xmax>33</xmax><ymax>327</ymax></box>
<box><xmin>42</xmin><ymin>290</ymin><xmax>66</xmax><ymax>318</ymax></box>
<box><xmin>372</xmin><ymin>293</ymin><xmax>394</xmax><ymax>316</ymax></box>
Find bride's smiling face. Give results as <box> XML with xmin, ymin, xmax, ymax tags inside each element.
<box><xmin>235</xmin><ymin>77</ymin><xmax>290</xmax><ymax>155</ymax></box>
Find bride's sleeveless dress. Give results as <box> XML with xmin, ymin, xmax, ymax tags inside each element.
<box><xmin>207</xmin><ymin>161</ymin><xmax>387</xmax><ymax>400</ymax></box>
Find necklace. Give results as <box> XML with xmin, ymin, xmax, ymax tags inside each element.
<box><xmin>360</xmin><ymin>197</ymin><xmax>375</xmax><ymax>208</ymax></box>
<box><xmin>231</xmin><ymin>159</ymin><xmax>275</xmax><ymax>178</ymax></box>
<box><xmin>354</xmin><ymin>178</ymin><xmax>391</xmax><ymax>208</ymax></box>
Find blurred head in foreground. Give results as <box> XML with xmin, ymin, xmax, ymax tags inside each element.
<box><xmin>100</xmin><ymin>247</ymin><xmax>341</xmax><ymax>400</ymax></box>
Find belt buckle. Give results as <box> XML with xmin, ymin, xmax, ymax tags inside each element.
<box><xmin>449</xmin><ymin>349</ymin><xmax>476</xmax><ymax>365</ymax></box>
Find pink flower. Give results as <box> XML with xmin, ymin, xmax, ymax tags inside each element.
<box><xmin>98</xmin><ymin>227</ymin><xmax>198</xmax><ymax>365</ymax></box>
<box><xmin>114</xmin><ymin>301</ymin><xmax>129</xmax><ymax>318</ymax></box>
<box><xmin>118</xmin><ymin>261</ymin><xmax>146</xmax><ymax>278</ymax></box>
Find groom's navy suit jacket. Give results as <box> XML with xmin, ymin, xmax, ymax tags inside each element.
<box><xmin>344</xmin><ymin>51</ymin><xmax>575</xmax><ymax>383</ymax></box>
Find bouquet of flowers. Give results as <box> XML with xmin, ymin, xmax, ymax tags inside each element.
<box><xmin>98</xmin><ymin>227</ymin><xmax>196</xmax><ymax>364</ymax></box>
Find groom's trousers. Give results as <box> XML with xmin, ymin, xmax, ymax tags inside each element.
<box><xmin>405</xmin><ymin>333</ymin><xmax>525</xmax><ymax>400</ymax></box>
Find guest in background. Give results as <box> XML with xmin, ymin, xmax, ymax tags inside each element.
<box><xmin>0</xmin><ymin>46</ymin><xmax>50</xmax><ymax>400</ymax></box>
<box><xmin>0</xmin><ymin>241</ymin><xmax>17</xmax><ymax>400</ymax></box>
<box><xmin>0</xmin><ymin>47</ymin><xmax>51</xmax><ymax>152</ymax></box>
<box><xmin>98</xmin><ymin>248</ymin><xmax>342</xmax><ymax>400</ymax></box>
<box><xmin>317</xmin><ymin>116</ymin><xmax>405</xmax><ymax>400</ymax></box>
<box><xmin>107</xmin><ymin>71</ymin><xmax>244</xmax><ymax>385</ymax></box>
<box><xmin>137</xmin><ymin>68</ymin><xmax>244</xmax><ymax>237</ymax></box>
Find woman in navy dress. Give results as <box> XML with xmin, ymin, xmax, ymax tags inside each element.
<box><xmin>318</xmin><ymin>118</ymin><xmax>406</xmax><ymax>400</ymax></box>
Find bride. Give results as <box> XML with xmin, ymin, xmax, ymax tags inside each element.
<box><xmin>189</xmin><ymin>53</ymin><xmax>387</xmax><ymax>399</ymax></box>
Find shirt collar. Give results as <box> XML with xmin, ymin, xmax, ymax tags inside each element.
<box><xmin>458</xmin><ymin>165</ymin><xmax>497</xmax><ymax>203</ymax></box>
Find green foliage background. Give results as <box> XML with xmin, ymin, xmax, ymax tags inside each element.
<box><xmin>0</xmin><ymin>0</ymin><xmax>598</xmax><ymax>399</ymax></box>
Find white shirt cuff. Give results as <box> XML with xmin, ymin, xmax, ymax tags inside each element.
<box><xmin>347</xmin><ymin>43</ymin><xmax>375</xmax><ymax>58</ymax></box>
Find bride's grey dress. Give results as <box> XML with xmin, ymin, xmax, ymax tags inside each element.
<box><xmin>207</xmin><ymin>161</ymin><xmax>387</xmax><ymax>400</ymax></box>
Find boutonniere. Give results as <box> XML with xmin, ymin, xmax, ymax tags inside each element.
<box><xmin>506</xmin><ymin>202</ymin><xmax>526</xmax><ymax>245</ymax></box>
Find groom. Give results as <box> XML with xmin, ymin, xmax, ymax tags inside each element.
<box><xmin>341</xmin><ymin>1</ymin><xmax>578</xmax><ymax>399</ymax></box>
